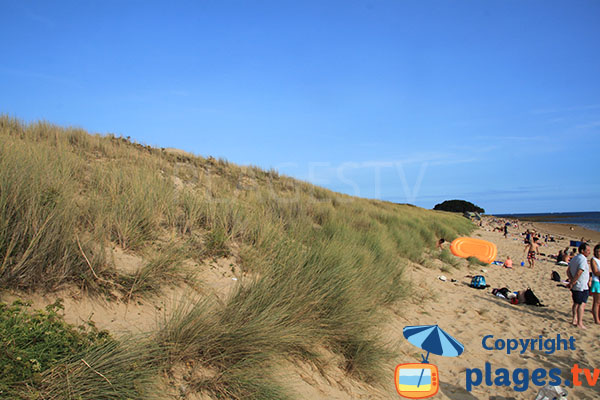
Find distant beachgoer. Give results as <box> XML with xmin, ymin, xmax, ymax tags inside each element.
<box><xmin>556</xmin><ymin>250</ymin><xmax>568</xmax><ymax>264</ymax></box>
<box><xmin>524</xmin><ymin>238</ymin><xmax>539</xmax><ymax>268</ymax></box>
<box><xmin>590</xmin><ymin>245</ymin><xmax>600</xmax><ymax>324</ymax></box>
<box><xmin>570</xmin><ymin>250</ymin><xmax>577</xmax><ymax>258</ymax></box>
<box><xmin>503</xmin><ymin>225</ymin><xmax>508</xmax><ymax>238</ymax></box>
<box><xmin>504</xmin><ymin>256</ymin><xmax>513</xmax><ymax>268</ymax></box>
<box><xmin>437</xmin><ymin>238</ymin><xmax>446</xmax><ymax>250</ymax></box>
<box><xmin>568</xmin><ymin>243</ymin><xmax>591</xmax><ymax>329</ymax></box>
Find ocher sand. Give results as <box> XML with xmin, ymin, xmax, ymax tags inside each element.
<box><xmin>387</xmin><ymin>217</ymin><xmax>600</xmax><ymax>399</ymax></box>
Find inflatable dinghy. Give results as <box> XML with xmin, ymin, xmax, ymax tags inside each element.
<box><xmin>450</xmin><ymin>237</ymin><xmax>497</xmax><ymax>264</ymax></box>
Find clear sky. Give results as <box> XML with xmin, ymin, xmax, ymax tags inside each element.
<box><xmin>1</xmin><ymin>0</ymin><xmax>599</xmax><ymax>214</ymax></box>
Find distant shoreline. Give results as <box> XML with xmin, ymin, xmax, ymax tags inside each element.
<box><xmin>492</xmin><ymin>211</ymin><xmax>600</xmax><ymax>235</ymax></box>
<box><xmin>487</xmin><ymin>215</ymin><xmax>600</xmax><ymax>244</ymax></box>
<box><xmin>498</xmin><ymin>214</ymin><xmax>582</xmax><ymax>222</ymax></box>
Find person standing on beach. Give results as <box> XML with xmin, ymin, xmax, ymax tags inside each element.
<box><xmin>524</xmin><ymin>230</ymin><xmax>532</xmax><ymax>244</ymax></box>
<box><xmin>524</xmin><ymin>237</ymin><xmax>539</xmax><ymax>268</ymax></box>
<box><xmin>567</xmin><ymin>243</ymin><xmax>591</xmax><ymax>329</ymax></box>
<box><xmin>590</xmin><ymin>245</ymin><xmax>600</xmax><ymax>324</ymax></box>
<box><xmin>503</xmin><ymin>224</ymin><xmax>508</xmax><ymax>238</ymax></box>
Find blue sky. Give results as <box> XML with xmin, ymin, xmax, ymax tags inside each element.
<box><xmin>1</xmin><ymin>0</ymin><xmax>599</xmax><ymax>214</ymax></box>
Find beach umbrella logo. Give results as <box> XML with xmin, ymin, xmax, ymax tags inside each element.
<box><xmin>395</xmin><ymin>325</ymin><xmax>464</xmax><ymax>399</ymax></box>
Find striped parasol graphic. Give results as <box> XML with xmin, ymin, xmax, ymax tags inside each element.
<box><xmin>402</xmin><ymin>325</ymin><xmax>464</xmax><ymax>388</ymax></box>
<box><xmin>403</xmin><ymin>325</ymin><xmax>464</xmax><ymax>359</ymax></box>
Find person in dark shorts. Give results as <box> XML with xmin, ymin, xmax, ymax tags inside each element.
<box><xmin>567</xmin><ymin>243</ymin><xmax>591</xmax><ymax>329</ymax></box>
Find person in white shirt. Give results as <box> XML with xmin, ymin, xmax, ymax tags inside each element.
<box><xmin>567</xmin><ymin>243</ymin><xmax>592</xmax><ymax>329</ymax></box>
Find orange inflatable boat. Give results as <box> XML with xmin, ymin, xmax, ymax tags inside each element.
<box><xmin>450</xmin><ymin>237</ymin><xmax>497</xmax><ymax>264</ymax></box>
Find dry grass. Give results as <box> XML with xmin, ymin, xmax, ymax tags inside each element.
<box><xmin>0</xmin><ymin>115</ymin><xmax>474</xmax><ymax>398</ymax></box>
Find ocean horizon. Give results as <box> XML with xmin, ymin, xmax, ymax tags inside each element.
<box><xmin>494</xmin><ymin>211</ymin><xmax>600</xmax><ymax>233</ymax></box>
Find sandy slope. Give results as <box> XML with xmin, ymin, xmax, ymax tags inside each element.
<box><xmin>3</xmin><ymin>218</ymin><xmax>600</xmax><ymax>399</ymax></box>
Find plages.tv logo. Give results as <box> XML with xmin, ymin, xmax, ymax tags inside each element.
<box><xmin>395</xmin><ymin>325</ymin><xmax>464</xmax><ymax>399</ymax></box>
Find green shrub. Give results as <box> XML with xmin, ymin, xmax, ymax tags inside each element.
<box><xmin>0</xmin><ymin>300</ymin><xmax>110</xmax><ymax>396</ymax></box>
<box><xmin>0</xmin><ymin>300</ymin><xmax>162</xmax><ymax>399</ymax></box>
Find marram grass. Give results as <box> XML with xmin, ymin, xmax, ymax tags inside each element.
<box><xmin>0</xmin><ymin>115</ymin><xmax>473</xmax><ymax>398</ymax></box>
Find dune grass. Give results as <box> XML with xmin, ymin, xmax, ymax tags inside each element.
<box><xmin>439</xmin><ymin>248</ymin><xmax>461</xmax><ymax>268</ymax></box>
<box><xmin>0</xmin><ymin>300</ymin><xmax>161</xmax><ymax>400</ymax></box>
<box><xmin>467</xmin><ymin>256</ymin><xmax>490</xmax><ymax>267</ymax></box>
<box><xmin>0</xmin><ymin>115</ymin><xmax>474</xmax><ymax>398</ymax></box>
<box><xmin>35</xmin><ymin>338</ymin><xmax>162</xmax><ymax>400</ymax></box>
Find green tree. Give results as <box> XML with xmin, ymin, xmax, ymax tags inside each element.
<box><xmin>433</xmin><ymin>200</ymin><xmax>484</xmax><ymax>213</ymax></box>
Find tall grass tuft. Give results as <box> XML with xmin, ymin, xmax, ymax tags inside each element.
<box><xmin>118</xmin><ymin>243</ymin><xmax>188</xmax><ymax>299</ymax></box>
<box><xmin>0</xmin><ymin>138</ymin><xmax>103</xmax><ymax>290</ymax></box>
<box><xmin>439</xmin><ymin>248</ymin><xmax>460</xmax><ymax>268</ymax></box>
<box><xmin>36</xmin><ymin>337</ymin><xmax>162</xmax><ymax>400</ymax></box>
<box><xmin>87</xmin><ymin>164</ymin><xmax>176</xmax><ymax>250</ymax></box>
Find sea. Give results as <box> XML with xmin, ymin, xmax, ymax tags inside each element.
<box><xmin>495</xmin><ymin>212</ymin><xmax>600</xmax><ymax>233</ymax></box>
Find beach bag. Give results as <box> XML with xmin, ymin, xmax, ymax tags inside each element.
<box><xmin>470</xmin><ymin>275</ymin><xmax>486</xmax><ymax>289</ymax></box>
<box><xmin>551</xmin><ymin>271</ymin><xmax>561</xmax><ymax>282</ymax></box>
<box><xmin>524</xmin><ymin>288</ymin><xmax>544</xmax><ymax>306</ymax></box>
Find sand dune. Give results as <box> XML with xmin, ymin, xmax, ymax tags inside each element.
<box><xmin>4</xmin><ymin>217</ymin><xmax>600</xmax><ymax>399</ymax></box>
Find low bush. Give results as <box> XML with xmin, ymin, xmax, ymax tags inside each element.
<box><xmin>0</xmin><ymin>300</ymin><xmax>161</xmax><ymax>399</ymax></box>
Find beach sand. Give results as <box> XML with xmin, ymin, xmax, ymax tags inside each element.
<box><xmin>386</xmin><ymin>217</ymin><xmax>600</xmax><ymax>400</ymax></box>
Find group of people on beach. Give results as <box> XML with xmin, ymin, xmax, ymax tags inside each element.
<box><xmin>566</xmin><ymin>243</ymin><xmax>600</xmax><ymax>329</ymax></box>
<box><xmin>521</xmin><ymin>233</ymin><xmax>600</xmax><ymax>329</ymax></box>
<box><xmin>487</xmin><ymin>220</ymin><xmax>600</xmax><ymax>329</ymax></box>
